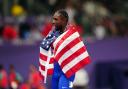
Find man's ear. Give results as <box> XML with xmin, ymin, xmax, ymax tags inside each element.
<box><xmin>61</xmin><ymin>17</ymin><xmax>67</xmax><ymax>24</ymax></box>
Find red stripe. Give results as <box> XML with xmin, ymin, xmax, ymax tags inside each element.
<box><xmin>39</xmin><ymin>72</ymin><xmax>44</xmax><ymax>81</ymax></box>
<box><xmin>39</xmin><ymin>63</ymin><xmax>45</xmax><ymax>71</ymax></box>
<box><xmin>39</xmin><ymin>63</ymin><xmax>54</xmax><ymax>70</ymax></box>
<box><xmin>50</xmin><ymin>58</ymin><xmax>55</xmax><ymax>64</ymax></box>
<box><xmin>47</xmin><ymin>69</ymin><xmax>54</xmax><ymax>75</ymax></box>
<box><xmin>40</xmin><ymin>53</ymin><xmax>54</xmax><ymax>64</ymax></box>
<box><xmin>39</xmin><ymin>64</ymin><xmax>53</xmax><ymax>75</ymax></box>
<box><xmin>40</xmin><ymin>53</ymin><xmax>47</xmax><ymax>61</ymax></box>
<box><xmin>60</xmin><ymin>47</ymin><xmax>86</xmax><ymax>68</ymax></box>
<box><xmin>54</xmin><ymin>29</ymin><xmax>76</xmax><ymax>54</ymax></box>
<box><xmin>55</xmin><ymin>37</ymin><xmax>81</xmax><ymax>61</ymax></box>
<box><xmin>64</xmin><ymin>56</ymin><xmax>91</xmax><ymax>78</ymax></box>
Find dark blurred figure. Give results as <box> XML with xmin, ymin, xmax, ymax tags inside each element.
<box><xmin>29</xmin><ymin>24</ymin><xmax>42</xmax><ymax>43</ymax></box>
<box><xmin>114</xmin><ymin>16</ymin><xmax>128</xmax><ymax>36</ymax></box>
<box><xmin>41</xmin><ymin>22</ymin><xmax>52</xmax><ymax>37</ymax></box>
<box><xmin>28</xmin><ymin>64</ymin><xmax>45</xmax><ymax>89</ymax></box>
<box><xmin>9</xmin><ymin>64</ymin><xmax>23</xmax><ymax>89</ymax></box>
<box><xmin>0</xmin><ymin>64</ymin><xmax>8</xmax><ymax>89</ymax></box>
<box><xmin>73</xmin><ymin>16</ymin><xmax>84</xmax><ymax>36</ymax></box>
<box><xmin>2</xmin><ymin>23</ymin><xmax>18</xmax><ymax>41</ymax></box>
<box><xmin>102</xmin><ymin>17</ymin><xmax>118</xmax><ymax>36</ymax></box>
<box><xmin>20</xmin><ymin>80</ymin><xmax>30</xmax><ymax>89</ymax></box>
<box><xmin>73</xmin><ymin>69</ymin><xmax>89</xmax><ymax>89</ymax></box>
<box><xmin>19</xmin><ymin>21</ymin><xmax>31</xmax><ymax>40</ymax></box>
<box><xmin>41</xmin><ymin>16</ymin><xmax>53</xmax><ymax>37</ymax></box>
<box><xmin>0</xmin><ymin>16</ymin><xmax>4</xmax><ymax>40</ymax></box>
<box><xmin>93</xmin><ymin>20</ymin><xmax>107</xmax><ymax>40</ymax></box>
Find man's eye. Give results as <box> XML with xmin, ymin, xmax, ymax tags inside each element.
<box><xmin>54</xmin><ymin>18</ymin><xmax>57</xmax><ymax>20</ymax></box>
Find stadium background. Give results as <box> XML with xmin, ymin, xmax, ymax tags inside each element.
<box><xmin>0</xmin><ymin>0</ymin><xmax>128</xmax><ymax>89</ymax></box>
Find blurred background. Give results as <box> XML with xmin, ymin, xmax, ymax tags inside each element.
<box><xmin>0</xmin><ymin>0</ymin><xmax>128</xmax><ymax>89</ymax></box>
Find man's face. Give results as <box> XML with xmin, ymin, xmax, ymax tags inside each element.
<box><xmin>52</xmin><ymin>12</ymin><xmax>66</xmax><ymax>30</ymax></box>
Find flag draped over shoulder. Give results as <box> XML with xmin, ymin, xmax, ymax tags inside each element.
<box><xmin>39</xmin><ymin>25</ymin><xmax>91</xmax><ymax>83</ymax></box>
<box><xmin>39</xmin><ymin>47</ymin><xmax>54</xmax><ymax>83</ymax></box>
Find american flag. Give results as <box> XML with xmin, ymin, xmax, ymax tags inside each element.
<box><xmin>39</xmin><ymin>30</ymin><xmax>59</xmax><ymax>83</ymax></box>
<box><xmin>39</xmin><ymin>25</ymin><xmax>91</xmax><ymax>83</ymax></box>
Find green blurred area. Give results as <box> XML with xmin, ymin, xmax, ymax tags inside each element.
<box><xmin>0</xmin><ymin>0</ymin><xmax>128</xmax><ymax>44</ymax></box>
<box><xmin>0</xmin><ymin>0</ymin><xmax>128</xmax><ymax>16</ymax></box>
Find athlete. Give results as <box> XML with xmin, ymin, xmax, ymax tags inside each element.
<box><xmin>41</xmin><ymin>9</ymin><xmax>75</xmax><ymax>89</ymax></box>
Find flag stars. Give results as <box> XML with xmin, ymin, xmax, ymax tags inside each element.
<box><xmin>47</xmin><ymin>41</ymin><xmax>49</xmax><ymax>44</ymax></box>
<box><xmin>50</xmin><ymin>40</ymin><xmax>53</xmax><ymax>43</ymax></box>
<box><xmin>42</xmin><ymin>42</ymin><xmax>45</xmax><ymax>45</ymax></box>
<box><xmin>41</xmin><ymin>30</ymin><xmax>60</xmax><ymax>50</ymax></box>
<box><xmin>46</xmin><ymin>45</ymin><xmax>49</xmax><ymax>49</ymax></box>
<box><xmin>43</xmin><ymin>38</ymin><xmax>46</xmax><ymax>41</ymax></box>
<box><xmin>48</xmin><ymin>34</ymin><xmax>51</xmax><ymax>37</ymax></box>
<box><xmin>53</xmin><ymin>36</ymin><xmax>56</xmax><ymax>38</ymax></box>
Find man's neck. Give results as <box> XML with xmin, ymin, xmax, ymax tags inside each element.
<box><xmin>55</xmin><ymin>27</ymin><xmax>65</xmax><ymax>33</ymax></box>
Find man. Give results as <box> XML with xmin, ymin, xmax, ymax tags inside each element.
<box><xmin>52</xmin><ymin>10</ymin><xmax>75</xmax><ymax>89</ymax></box>
<box><xmin>41</xmin><ymin>9</ymin><xmax>75</xmax><ymax>89</ymax></box>
<box><xmin>40</xmin><ymin>9</ymin><xmax>90</xmax><ymax>89</ymax></box>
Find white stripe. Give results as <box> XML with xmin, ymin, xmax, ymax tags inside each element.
<box><xmin>53</xmin><ymin>30</ymin><xmax>68</xmax><ymax>49</ymax></box>
<box><xmin>62</xmin><ymin>51</ymin><xmax>89</xmax><ymax>73</ymax></box>
<box><xmin>44</xmin><ymin>48</ymin><xmax>52</xmax><ymax>83</ymax></box>
<box><xmin>39</xmin><ymin>67</ymin><xmax>45</xmax><ymax>76</ymax></box>
<box><xmin>58</xmin><ymin>41</ymin><xmax>84</xmax><ymax>65</ymax></box>
<box><xmin>40</xmin><ymin>47</ymin><xmax>48</xmax><ymax>56</ymax></box>
<box><xmin>55</xmin><ymin>32</ymin><xmax>80</xmax><ymax>56</ymax></box>
<box><xmin>39</xmin><ymin>58</ymin><xmax>54</xmax><ymax>69</ymax></box>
